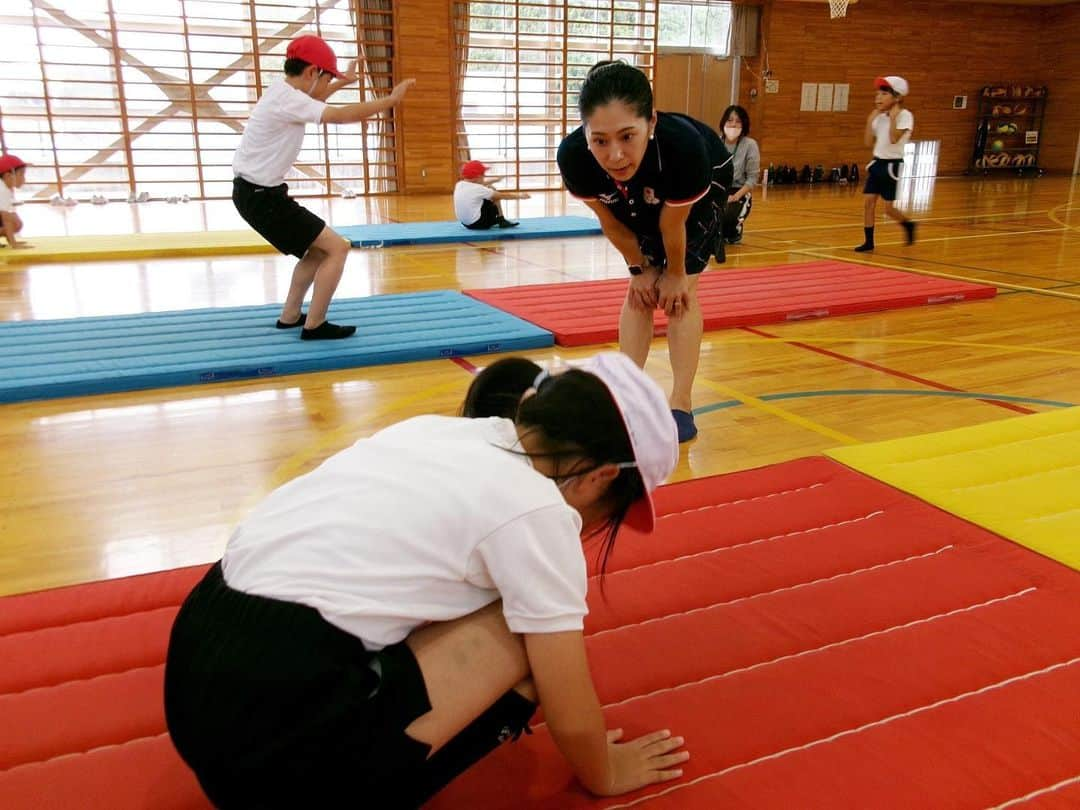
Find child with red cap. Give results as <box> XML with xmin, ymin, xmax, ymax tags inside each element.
<box><xmin>233</xmin><ymin>34</ymin><xmax>415</xmax><ymax>339</ymax></box>
<box><xmin>0</xmin><ymin>154</ymin><xmax>29</xmax><ymax>250</ymax></box>
<box><xmin>855</xmin><ymin>75</ymin><xmax>917</xmax><ymax>252</ymax></box>
<box><xmin>453</xmin><ymin>160</ymin><xmax>530</xmax><ymax>230</ymax></box>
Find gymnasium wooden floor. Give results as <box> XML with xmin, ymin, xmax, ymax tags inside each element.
<box><xmin>1</xmin><ymin>175</ymin><xmax>1078</xmax><ymax>597</ymax></box>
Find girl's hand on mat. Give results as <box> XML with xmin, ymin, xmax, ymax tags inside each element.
<box><xmin>628</xmin><ymin>267</ymin><xmax>660</xmax><ymax>311</ymax></box>
<box><xmin>390</xmin><ymin>79</ymin><xmax>417</xmax><ymax>103</ymax></box>
<box><xmin>602</xmin><ymin>728</ymin><xmax>689</xmax><ymax>794</ymax></box>
<box><xmin>656</xmin><ymin>272</ymin><xmax>690</xmax><ymax>317</ymax></box>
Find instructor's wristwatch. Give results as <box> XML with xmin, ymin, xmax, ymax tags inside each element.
<box><xmin>627</xmin><ymin>264</ymin><xmax>644</xmax><ymax>276</ymax></box>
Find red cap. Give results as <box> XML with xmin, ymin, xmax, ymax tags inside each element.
<box><xmin>286</xmin><ymin>35</ymin><xmax>344</xmax><ymax>79</ymax></box>
<box><xmin>461</xmin><ymin>160</ymin><xmax>489</xmax><ymax>180</ymax></box>
<box><xmin>0</xmin><ymin>154</ymin><xmax>28</xmax><ymax>174</ymax></box>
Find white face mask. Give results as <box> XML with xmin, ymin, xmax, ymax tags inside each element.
<box><xmin>724</xmin><ymin>125</ymin><xmax>742</xmax><ymax>140</ymax></box>
<box><xmin>308</xmin><ymin>71</ymin><xmax>323</xmax><ymax>96</ymax></box>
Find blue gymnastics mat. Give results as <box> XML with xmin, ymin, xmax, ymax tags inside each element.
<box><xmin>337</xmin><ymin>215</ymin><xmax>601</xmax><ymax>247</ymax></box>
<box><xmin>0</xmin><ymin>291</ymin><xmax>553</xmax><ymax>403</ymax></box>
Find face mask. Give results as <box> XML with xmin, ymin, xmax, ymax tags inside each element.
<box><xmin>724</xmin><ymin>126</ymin><xmax>742</xmax><ymax>140</ymax></box>
<box><xmin>308</xmin><ymin>71</ymin><xmax>323</xmax><ymax>96</ymax></box>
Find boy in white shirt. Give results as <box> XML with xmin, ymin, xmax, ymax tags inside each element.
<box><xmin>232</xmin><ymin>34</ymin><xmax>415</xmax><ymax>339</ymax></box>
<box><xmin>855</xmin><ymin>75</ymin><xmax>917</xmax><ymax>252</ymax></box>
<box><xmin>0</xmin><ymin>154</ymin><xmax>29</xmax><ymax>250</ymax></box>
<box><xmin>453</xmin><ymin>161</ymin><xmax>530</xmax><ymax>230</ymax></box>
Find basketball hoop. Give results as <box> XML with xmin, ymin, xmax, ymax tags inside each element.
<box><xmin>829</xmin><ymin>0</ymin><xmax>849</xmax><ymax>17</ymax></box>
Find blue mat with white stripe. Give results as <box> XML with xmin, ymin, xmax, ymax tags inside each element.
<box><xmin>0</xmin><ymin>291</ymin><xmax>553</xmax><ymax>403</ymax></box>
<box><xmin>337</xmin><ymin>215</ymin><xmax>601</xmax><ymax>247</ymax></box>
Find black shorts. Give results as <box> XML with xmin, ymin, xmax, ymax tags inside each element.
<box><xmin>637</xmin><ymin>188</ymin><xmax>726</xmax><ymax>274</ymax></box>
<box><xmin>233</xmin><ymin>177</ymin><xmax>326</xmax><ymax>258</ymax></box>
<box><xmin>863</xmin><ymin>159</ymin><xmax>904</xmax><ymax>202</ymax></box>
<box><xmin>164</xmin><ymin>563</ymin><xmax>433</xmax><ymax>809</ymax></box>
<box><xmin>464</xmin><ymin>199</ymin><xmax>499</xmax><ymax>230</ymax></box>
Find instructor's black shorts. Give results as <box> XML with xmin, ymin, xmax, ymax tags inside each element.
<box><xmin>233</xmin><ymin>176</ymin><xmax>326</xmax><ymax>258</ymax></box>
<box><xmin>164</xmin><ymin>563</ymin><xmax>433</xmax><ymax>809</ymax></box>
<box><xmin>863</xmin><ymin>159</ymin><xmax>904</xmax><ymax>202</ymax></box>
<box><xmin>636</xmin><ymin>187</ymin><xmax>727</xmax><ymax>274</ymax></box>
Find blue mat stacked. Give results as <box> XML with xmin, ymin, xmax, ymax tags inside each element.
<box><xmin>337</xmin><ymin>215</ymin><xmax>600</xmax><ymax>247</ymax></box>
<box><xmin>0</xmin><ymin>291</ymin><xmax>553</xmax><ymax>403</ymax></box>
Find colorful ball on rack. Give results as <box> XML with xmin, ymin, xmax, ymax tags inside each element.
<box><xmin>991</xmin><ymin>140</ymin><xmax>1005</xmax><ymax>152</ymax></box>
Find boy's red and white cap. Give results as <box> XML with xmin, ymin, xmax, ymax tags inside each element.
<box><xmin>875</xmin><ymin>75</ymin><xmax>909</xmax><ymax>96</ymax></box>
<box><xmin>461</xmin><ymin>160</ymin><xmax>489</xmax><ymax>180</ymax></box>
<box><xmin>286</xmin><ymin>35</ymin><xmax>345</xmax><ymax>79</ymax></box>
<box><xmin>582</xmin><ymin>352</ymin><xmax>679</xmax><ymax>533</ymax></box>
<box><xmin>0</xmin><ymin>154</ymin><xmax>28</xmax><ymax>173</ymax></box>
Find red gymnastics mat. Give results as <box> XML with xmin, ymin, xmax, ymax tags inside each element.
<box><xmin>463</xmin><ymin>261</ymin><xmax>997</xmax><ymax>346</ymax></box>
<box><xmin>429</xmin><ymin>457</ymin><xmax>1080</xmax><ymax>809</ymax></box>
<box><xmin>4</xmin><ymin>459</ymin><xmax>1080</xmax><ymax>809</ymax></box>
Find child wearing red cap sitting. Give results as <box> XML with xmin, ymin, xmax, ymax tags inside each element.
<box><xmin>0</xmin><ymin>154</ymin><xmax>29</xmax><ymax>250</ymax></box>
<box><xmin>233</xmin><ymin>34</ymin><xmax>415</xmax><ymax>340</ymax></box>
<box><xmin>454</xmin><ymin>161</ymin><xmax>530</xmax><ymax>230</ymax></box>
<box><xmin>855</xmin><ymin>75</ymin><xmax>917</xmax><ymax>252</ymax></box>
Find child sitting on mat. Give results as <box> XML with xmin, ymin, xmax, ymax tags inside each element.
<box><xmin>454</xmin><ymin>161</ymin><xmax>530</xmax><ymax>230</ymax></box>
<box><xmin>165</xmin><ymin>351</ymin><xmax>687</xmax><ymax>808</ymax></box>
<box><xmin>232</xmin><ymin>34</ymin><xmax>414</xmax><ymax>340</ymax></box>
<box><xmin>0</xmin><ymin>154</ymin><xmax>29</xmax><ymax>250</ymax></box>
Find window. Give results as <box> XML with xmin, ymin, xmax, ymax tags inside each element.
<box><xmin>454</xmin><ymin>1</ymin><xmax>657</xmax><ymax>191</ymax></box>
<box><xmin>0</xmin><ymin>0</ymin><xmax>398</xmax><ymax>201</ymax></box>
<box><xmin>658</xmin><ymin>1</ymin><xmax>731</xmax><ymax>54</ymax></box>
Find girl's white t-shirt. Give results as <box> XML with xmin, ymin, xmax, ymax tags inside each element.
<box><xmin>232</xmin><ymin>78</ymin><xmax>328</xmax><ymax>188</ymax></box>
<box><xmin>454</xmin><ymin>180</ymin><xmax>495</xmax><ymax>225</ymax></box>
<box><xmin>222</xmin><ymin>416</ymin><xmax>589</xmax><ymax>650</ymax></box>
<box><xmin>0</xmin><ymin>184</ymin><xmax>15</xmax><ymax>213</ymax></box>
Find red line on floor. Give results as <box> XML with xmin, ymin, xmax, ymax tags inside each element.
<box><xmin>450</xmin><ymin>356</ymin><xmax>479</xmax><ymax>375</ymax></box>
<box><xmin>739</xmin><ymin>326</ymin><xmax>1035</xmax><ymax>415</ymax></box>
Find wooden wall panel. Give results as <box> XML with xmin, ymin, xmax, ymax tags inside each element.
<box><xmin>735</xmin><ymin>0</ymin><xmax>1051</xmax><ymax>175</ymax></box>
<box><xmin>1038</xmin><ymin>2</ymin><xmax>1080</xmax><ymax>173</ymax></box>
<box><xmin>395</xmin><ymin>0</ymin><xmax>456</xmax><ymax>192</ymax></box>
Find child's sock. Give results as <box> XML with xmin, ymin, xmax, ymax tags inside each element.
<box><xmin>275</xmin><ymin>313</ymin><xmax>306</xmax><ymax>329</ymax></box>
<box><xmin>854</xmin><ymin>226</ymin><xmax>875</xmax><ymax>252</ymax></box>
<box><xmin>300</xmin><ymin>321</ymin><xmax>356</xmax><ymax>340</ymax></box>
<box><xmin>901</xmin><ymin>220</ymin><xmax>916</xmax><ymax>245</ymax></box>
<box><xmin>495</xmin><ymin>217</ymin><xmax>519</xmax><ymax>228</ymax></box>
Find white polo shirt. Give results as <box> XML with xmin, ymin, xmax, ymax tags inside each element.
<box><xmin>454</xmin><ymin>180</ymin><xmax>495</xmax><ymax>225</ymax></box>
<box><xmin>222</xmin><ymin>415</ymin><xmax>589</xmax><ymax>650</ymax></box>
<box><xmin>232</xmin><ymin>78</ymin><xmax>328</xmax><ymax>188</ymax></box>
<box><xmin>872</xmin><ymin>109</ymin><xmax>914</xmax><ymax>160</ymax></box>
<box><xmin>0</xmin><ymin>183</ymin><xmax>14</xmax><ymax>214</ymax></box>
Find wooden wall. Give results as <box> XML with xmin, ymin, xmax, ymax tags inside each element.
<box><xmin>390</xmin><ymin>0</ymin><xmax>1078</xmax><ymax>192</ymax></box>
<box><xmin>1038</xmin><ymin>1</ymin><xmax>1080</xmax><ymax>172</ymax></box>
<box><xmin>736</xmin><ymin>0</ymin><xmax>1057</xmax><ymax>175</ymax></box>
<box><xmin>395</xmin><ymin>0</ymin><xmax>456</xmax><ymax>193</ymax></box>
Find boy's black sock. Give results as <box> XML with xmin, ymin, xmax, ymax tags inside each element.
<box><xmin>854</xmin><ymin>226</ymin><xmax>875</xmax><ymax>252</ymax></box>
<box><xmin>495</xmin><ymin>217</ymin><xmax>519</xmax><ymax>228</ymax></box>
<box><xmin>300</xmin><ymin>321</ymin><xmax>356</xmax><ymax>340</ymax></box>
<box><xmin>275</xmin><ymin>313</ymin><xmax>306</xmax><ymax>329</ymax></box>
<box><xmin>901</xmin><ymin>220</ymin><xmax>916</xmax><ymax>245</ymax></box>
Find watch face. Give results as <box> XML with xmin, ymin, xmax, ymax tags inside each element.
<box><xmin>628</xmin><ymin>264</ymin><xmax>643</xmax><ymax>275</ymax></box>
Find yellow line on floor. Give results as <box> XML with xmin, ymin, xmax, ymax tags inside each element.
<box><xmin>697</xmin><ymin>376</ymin><xmax>860</xmax><ymax>445</ymax></box>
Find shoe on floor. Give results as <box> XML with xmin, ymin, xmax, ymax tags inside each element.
<box><xmin>672</xmin><ymin>409</ymin><xmax>698</xmax><ymax>443</ymax></box>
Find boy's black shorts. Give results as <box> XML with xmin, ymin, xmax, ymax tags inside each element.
<box><xmin>863</xmin><ymin>159</ymin><xmax>904</xmax><ymax>202</ymax></box>
<box><xmin>233</xmin><ymin>176</ymin><xmax>326</xmax><ymax>258</ymax></box>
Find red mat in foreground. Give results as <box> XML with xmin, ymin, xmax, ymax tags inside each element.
<box><xmin>464</xmin><ymin>261</ymin><xmax>996</xmax><ymax>346</ymax></box>
<box><xmin>3</xmin><ymin>459</ymin><xmax>1079</xmax><ymax>809</ymax></box>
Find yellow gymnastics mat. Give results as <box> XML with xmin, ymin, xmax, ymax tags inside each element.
<box><xmin>0</xmin><ymin>230</ymin><xmax>274</xmax><ymax>266</ymax></box>
<box><xmin>828</xmin><ymin>407</ymin><xmax>1080</xmax><ymax>571</ymax></box>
